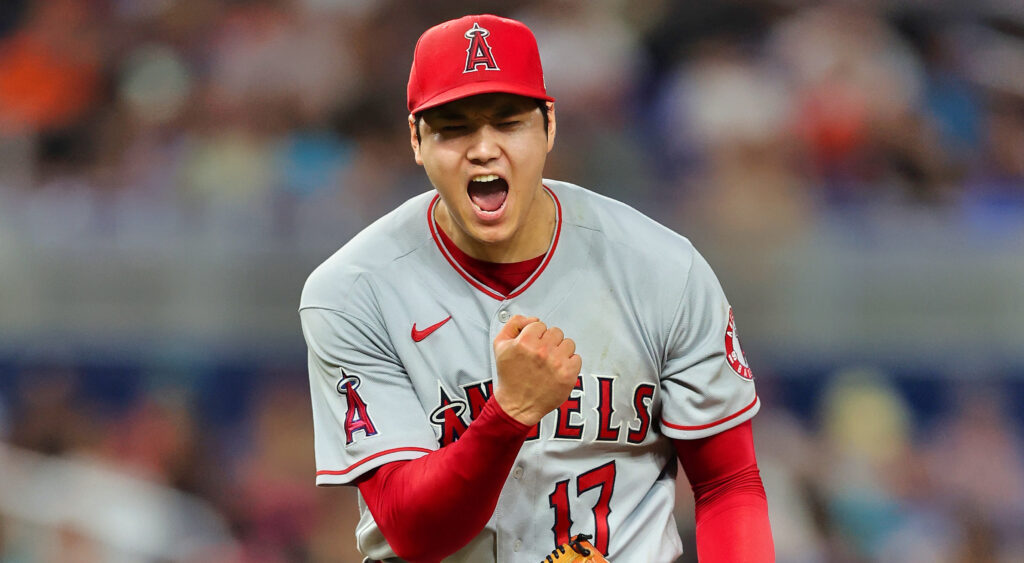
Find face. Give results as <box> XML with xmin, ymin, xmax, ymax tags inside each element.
<box><xmin>410</xmin><ymin>93</ymin><xmax>556</xmax><ymax>260</ymax></box>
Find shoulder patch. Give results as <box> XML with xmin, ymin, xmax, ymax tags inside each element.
<box><xmin>336</xmin><ymin>370</ymin><xmax>379</xmax><ymax>444</ymax></box>
<box><xmin>725</xmin><ymin>308</ymin><xmax>754</xmax><ymax>380</ymax></box>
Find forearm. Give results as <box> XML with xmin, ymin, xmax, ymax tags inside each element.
<box><xmin>692</xmin><ymin>465</ymin><xmax>774</xmax><ymax>562</ymax></box>
<box><xmin>357</xmin><ymin>397</ymin><xmax>530</xmax><ymax>562</ymax></box>
<box><xmin>675</xmin><ymin>421</ymin><xmax>775</xmax><ymax>563</ymax></box>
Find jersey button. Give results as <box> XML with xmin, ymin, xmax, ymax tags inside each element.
<box><xmin>513</xmin><ymin>539</ymin><xmax>522</xmax><ymax>552</ymax></box>
<box><xmin>498</xmin><ymin>310</ymin><xmax>511</xmax><ymax>323</ymax></box>
<box><xmin>512</xmin><ymin>466</ymin><xmax>524</xmax><ymax>479</ymax></box>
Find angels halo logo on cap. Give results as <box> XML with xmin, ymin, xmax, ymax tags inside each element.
<box><xmin>407</xmin><ymin>14</ymin><xmax>555</xmax><ymax>114</ymax></box>
<box><xmin>463</xmin><ymin>22</ymin><xmax>500</xmax><ymax>73</ymax></box>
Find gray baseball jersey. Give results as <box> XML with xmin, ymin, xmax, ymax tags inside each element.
<box><xmin>300</xmin><ymin>180</ymin><xmax>759</xmax><ymax>562</ymax></box>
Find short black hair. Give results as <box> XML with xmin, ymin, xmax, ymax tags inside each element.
<box><xmin>415</xmin><ymin>98</ymin><xmax>551</xmax><ymax>145</ymax></box>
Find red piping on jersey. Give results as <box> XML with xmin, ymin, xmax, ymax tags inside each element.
<box><xmin>662</xmin><ymin>396</ymin><xmax>759</xmax><ymax>431</ymax></box>
<box><xmin>507</xmin><ymin>186</ymin><xmax>561</xmax><ymax>298</ymax></box>
<box><xmin>427</xmin><ymin>185</ymin><xmax>562</xmax><ymax>301</ymax></box>
<box><xmin>316</xmin><ymin>446</ymin><xmax>433</xmax><ymax>476</ymax></box>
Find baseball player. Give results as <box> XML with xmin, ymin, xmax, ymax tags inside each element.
<box><xmin>301</xmin><ymin>14</ymin><xmax>774</xmax><ymax>563</ymax></box>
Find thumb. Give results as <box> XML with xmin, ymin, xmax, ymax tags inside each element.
<box><xmin>495</xmin><ymin>315</ymin><xmax>540</xmax><ymax>342</ymax></box>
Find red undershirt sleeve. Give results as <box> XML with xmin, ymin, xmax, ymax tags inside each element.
<box><xmin>356</xmin><ymin>397</ymin><xmax>531</xmax><ymax>562</ymax></box>
<box><xmin>674</xmin><ymin>420</ymin><xmax>775</xmax><ymax>562</ymax></box>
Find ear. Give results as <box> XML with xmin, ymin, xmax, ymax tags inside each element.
<box><xmin>409</xmin><ymin>114</ymin><xmax>423</xmax><ymax>166</ymax></box>
<box><xmin>545</xmin><ymin>103</ymin><xmax>556</xmax><ymax>153</ymax></box>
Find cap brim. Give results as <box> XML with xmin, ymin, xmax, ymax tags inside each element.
<box><xmin>410</xmin><ymin>81</ymin><xmax>555</xmax><ymax>114</ymax></box>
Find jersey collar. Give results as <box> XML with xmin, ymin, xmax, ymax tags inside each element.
<box><xmin>427</xmin><ymin>185</ymin><xmax>562</xmax><ymax>301</ymax></box>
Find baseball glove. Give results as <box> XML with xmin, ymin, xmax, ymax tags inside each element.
<box><xmin>542</xmin><ymin>534</ymin><xmax>609</xmax><ymax>562</ymax></box>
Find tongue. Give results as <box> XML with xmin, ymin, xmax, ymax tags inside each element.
<box><xmin>468</xmin><ymin>180</ymin><xmax>508</xmax><ymax>212</ymax></box>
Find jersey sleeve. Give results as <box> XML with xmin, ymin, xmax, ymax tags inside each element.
<box><xmin>658</xmin><ymin>248</ymin><xmax>759</xmax><ymax>440</ymax></box>
<box><xmin>300</xmin><ymin>306</ymin><xmax>437</xmax><ymax>486</ymax></box>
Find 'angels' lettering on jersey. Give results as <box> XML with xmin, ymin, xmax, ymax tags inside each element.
<box><xmin>429</xmin><ymin>374</ymin><xmax>657</xmax><ymax>447</ymax></box>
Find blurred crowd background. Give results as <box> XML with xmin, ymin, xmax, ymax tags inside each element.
<box><xmin>1</xmin><ymin>0</ymin><xmax>1023</xmax><ymax>561</ymax></box>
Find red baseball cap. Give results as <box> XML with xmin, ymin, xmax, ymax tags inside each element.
<box><xmin>407</xmin><ymin>14</ymin><xmax>555</xmax><ymax>114</ymax></box>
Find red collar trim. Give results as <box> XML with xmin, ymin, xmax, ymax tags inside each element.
<box><xmin>427</xmin><ymin>185</ymin><xmax>562</xmax><ymax>301</ymax></box>
<box><xmin>435</xmin><ymin>225</ymin><xmax>546</xmax><ymax>277</ymax></box>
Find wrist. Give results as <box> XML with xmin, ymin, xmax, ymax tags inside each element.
<box><xmin>486</xmin><ymin>396</ymin><xmax>535</xmax><ymax>431</ymax></box>
<box><xmin>491</xmin><ymin>391</ymin><xmax>541</xmax><ymax>427</ymax></box>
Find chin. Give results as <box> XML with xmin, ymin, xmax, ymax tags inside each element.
<box><xmin>468</xmin><ymin>223</ymin><xmax>515</xmax><ymax>246</ymax></box>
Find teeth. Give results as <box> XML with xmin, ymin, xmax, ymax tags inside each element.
<box><xmin>471</xmin><ymin>174</ymin><xmax>499</xmax><ymax>182</ymax></box>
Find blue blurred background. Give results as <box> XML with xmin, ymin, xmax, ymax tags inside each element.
<box><xmin>1</xmin><ymin>0</ymin><xmax>1023</xmax><ymax>561</ymax></box>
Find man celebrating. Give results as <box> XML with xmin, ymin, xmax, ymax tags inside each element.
<box><xmin>301</xmin><ymin>14</ymin><xmax>774</xmax><ymax>562</ymax></box>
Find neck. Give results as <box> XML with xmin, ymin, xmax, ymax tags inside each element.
<box><xmin>435</xmin><ymin>187</ymin><xmax>555</xmax><ymax>263</ymax></box>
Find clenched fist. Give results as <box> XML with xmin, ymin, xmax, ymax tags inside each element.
<box><xmin>492</xmin><ymin>315</ymin><xmax>582</xmax><ymax>426</ymax></box>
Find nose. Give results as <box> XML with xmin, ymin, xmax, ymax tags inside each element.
<box><xmin>466</xmin><ymin>126</ymin><xmax>501</xmax><ymax>164</ymax></box>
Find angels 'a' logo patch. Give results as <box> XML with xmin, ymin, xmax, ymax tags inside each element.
<box><xmin>336</xmin><ymin>370</ymin><xmax>378</xmax><ymax>444</ymax></box>
<box><xmin>464</xmin><ymin>22</ymin><xmax>499</xmax><ymax>73</ymax></box>
<box><xmin>725</xmin><ymin>308</ymin><xmax>754</xmax><ymax>380</ymax></box>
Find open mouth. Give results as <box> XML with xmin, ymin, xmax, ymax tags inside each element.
<box><xmin>467</xmin><ymin>174</ymin><xmax>509</xmax><ymax>218</ymax></box>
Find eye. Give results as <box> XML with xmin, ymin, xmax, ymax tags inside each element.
<box><xmin>498</xmin><ymin>120</ymin><xmax>520</xmax><ymax>128</ymax></box>
<box><xmin>441</xmin><ymin>125</ymin><xmax>466</xmax><ymax>132</ymax></box>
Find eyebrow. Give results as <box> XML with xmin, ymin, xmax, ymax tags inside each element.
<box><xmin>493</xmin><ymin>104</ymin><xmax>530</xmax><ymax>119</ymax></box>
<box><xmin>430</xmin><ymin>103</ymin><xmax>532</xmax><ymax>122</ymax></box>
<box><xmin>431</xmin><ymin>109</ymin><xmax>466</xmax><ymax>121</ymax></box>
